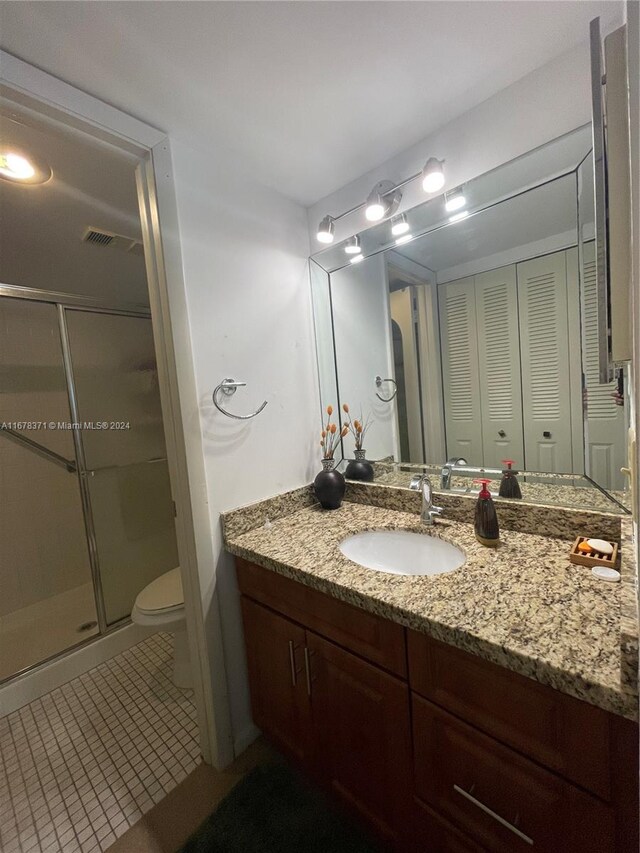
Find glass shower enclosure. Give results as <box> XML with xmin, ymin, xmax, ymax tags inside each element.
<box><xmin>0</xmin><ymin>286</ymin><xmax>179</xmax><ymax>682</ymax></box>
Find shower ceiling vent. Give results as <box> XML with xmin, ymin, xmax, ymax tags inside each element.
<box><xmin>82</xmin><ymin>226</ymin><xmax>144</xmax><ymax>255</ymax></box>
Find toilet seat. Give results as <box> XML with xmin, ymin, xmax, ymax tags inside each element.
<box><xmin>134</xmin><ymin>566</ymin><xmax>183</xmax><ymax>615</ymax></box>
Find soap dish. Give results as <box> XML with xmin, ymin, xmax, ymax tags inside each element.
<box><xmin>569</xmin><ymin>537</ymin><xmax>619</xmax><ymax>569</ymax></box>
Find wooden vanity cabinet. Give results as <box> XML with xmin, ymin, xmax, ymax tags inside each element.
<box><xmin>238</xmin><ymin>560</ymin><xmax>411</xmax><ymax>846</ymax></box>
<box><xmin>236</xmin><ymin>558</ymin><xmax>638</xmax><ymax>853</ymax></box>
<box><xmin>240</xmin><ymin>597</ymin><xmax>312</xmax><ymax>765</ymax></box>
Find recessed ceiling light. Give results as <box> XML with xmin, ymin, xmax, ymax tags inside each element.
<box><xmin>0</xmin><ymin>152</ymin><xmax>35</xmax><ymax>180</ymax></box>
<box><xmin>390</xmin><ymin>214</ymin><xmax>410</xmax><ymax>236</ymax></box>
<box><xmin>0</xmin><ymin>149</ymin><xmax>51</xmax><ymax>185</ymax></box>
<box><xmin>449</xmin><ymin>210</ymin><xmax>469</xmax><ymax>223</ymax></box>
<box><xmin>349</xmin><ymin>253</ymin><xmax>364</xmax><ymax>264</ymax></box>
<box><xmin>445</xmin><ymin>186</ymin><xmax>466</xmax><ymax>212</ymax></box>
<box><xmin>422</xmin><ymin>157</ymin><xmax>445</xmax><ymax>193</ymax></box>
<box><xmin>395</xmin><ymin>233</ymin><xmax>413</xmax><ymax>245</ymax></box>
<box><xmin>316</xmin><ymin>215</ymin><xmax>335</xmax><ymax>243</ymax></box>
<box><xmin>344</xmin><ymin>235</ymin><xmax>361</xmax><ymax>254</ymax></box>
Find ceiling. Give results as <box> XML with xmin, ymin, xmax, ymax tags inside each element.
<box><xmin>0</xmin><ymin>101</ymin><xmax>149</xmax><ymax>304</ymax></box>
<box><xmin>0</xmin><ymin>1</ymin><xmax>622</xmax><ymax>207</ymax></box>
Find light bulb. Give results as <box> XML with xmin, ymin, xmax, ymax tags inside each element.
<box><xmin>350</xmin><ymin>253</ymin><xmax>364</xmax><ymax>264</ymax></box>
<box><xmin>316</xmin><ymin>215</ymin><xmax>335</xmax><ymax>243</ymax></box>
<box><xmin>449</xmin><ymin>210</ymin><xmax>469</xmax><ymax>223</ymax></box>
<box><xmin>0</xmin><ymin>152</ymin><xmax>36</xmax><ymax>180</ymax></box>
<box><xmin>390</xmin><ymin>214</ymin><xmax>409</xmax><ymax>236</ymax></box>
<box><xmin>344</xmin><ymin>235</ymin><xmax>361</xmax><ymax>254</ymax></box>
<box><xmin>445</xmin><ymin>187</ymin><xmax>466</xmax><ymax>212</ymax></box>
<box><xmin>395</xmin><ymin>233</ymin><xmax>413</xmax><ymax>245</ymax></box>
<box><xmin>365</xmin><ymin>200</ymin><xmax>385</xmax><ymax>221</ymax></box>
<box><xmin>422</xmin><ymin>157</ymin><xmax>445</xmax><ymax>193</ymax></box>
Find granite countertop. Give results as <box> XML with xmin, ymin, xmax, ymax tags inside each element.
<box><xmin>225</xmin><ymin>500</ymin><xmax>637</xmax><ymax>720</ymax></box>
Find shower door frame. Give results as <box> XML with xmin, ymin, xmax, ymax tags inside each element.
<box><xmin>1</xmin><ymin>52</ymin><xmax>234</xmax><ymax>768</ymax></box>
<box><xmin>0</xmin><ymin>285</ymin><xmax>154</xmax><ymax>657</ymax></box>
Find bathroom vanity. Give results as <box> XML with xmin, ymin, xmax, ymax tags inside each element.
<box><xmin>225</xmin><ymin>488</ymin><xmax>638</xmax><ymax>853</ymax></box>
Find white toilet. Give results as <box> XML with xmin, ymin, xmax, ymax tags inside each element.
<box><xmin>131</xmin><ymin>567</ymin><xmax>192</xmax><ymax>688</ymax></box>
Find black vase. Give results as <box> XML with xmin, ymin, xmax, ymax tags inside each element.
<box><xmin>345</xmin><ymin>449</ymin><xmax>374</xmax><ymax>483</ymax></box>
<box><xmin>314</xmin><ymin>459</ymin><xmax>346</xmax><ymax>509</ymax></box>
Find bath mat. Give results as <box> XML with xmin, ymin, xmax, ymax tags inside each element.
<box><xmin>179</xmin><ymin>761</ymin><xmax>382</xmax><ymax>853</ymax></box>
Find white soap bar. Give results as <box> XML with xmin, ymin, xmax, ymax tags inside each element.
<box><xmin>586</xmin><ymin>538</ymin><xmax>614</xmax><ymax>555</ymax></box>
<box><xmin>592</xmin><ymin>566</ymin><xmax>620</xmax><ymax>582</ymax></box>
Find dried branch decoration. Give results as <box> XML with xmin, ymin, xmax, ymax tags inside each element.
<box><xmin>320</xmin><ymin>405</ymin><xmax>348</xmax><ymax>459</ymax></box>
<box><xmin>342</xmin><ymin>403</ymin><xmax>372</xmax><ymax>451</ymax></box>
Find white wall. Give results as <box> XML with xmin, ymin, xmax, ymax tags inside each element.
<box><xmin>307</xmin><ymin>41</ymin><xmax>595</xmax><ymax>247</ymax></box>
<box><xmin>169</xmin><ymin>139</ymin><xmax>318</xmax><ymax>750</ymax></box>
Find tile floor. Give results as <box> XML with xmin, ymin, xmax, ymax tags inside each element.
<box><xmin>0</xmin><ymin>632</ymin><xmax>200</xmax><ymax>852</ymax></box>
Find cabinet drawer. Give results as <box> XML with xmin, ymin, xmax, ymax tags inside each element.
<box><xmin>236</xmin><ymin>558</ymin><xmax>406</xmax><ymax>677</ymax></box>
<box><xmin>410</xmin><ymin>798</ymin><xmax>486</xmax><ymax>853</ymax></box>
<box><xmin>408</xmin><ymin>630</ymin><xmax>610</xmax><ymax>798</ymax></box>
<box><xmin>413</xmin><ymin>696</ymin><xmax>615</xmax><ymax>853</ymax></box>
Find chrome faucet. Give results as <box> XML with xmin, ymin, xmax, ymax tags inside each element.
<box><xmin>440</xmin><ymin>456</ymin><xmax>468</xmax><ymax>490</ymax></box>
<box><xmin>409</xmin><ymin>475</ymin><xmax>443</xmax><ymax>526</ymax></box>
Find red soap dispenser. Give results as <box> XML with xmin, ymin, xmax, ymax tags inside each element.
<box><xmin>474</xmin><ymin>479</ymin><xmax>500</xmax><ymax>547</ymax></box>
<box><xmin>498</xmin><ymin>459</ymin><xmax>522</xmax><ymax>499</ymax></box>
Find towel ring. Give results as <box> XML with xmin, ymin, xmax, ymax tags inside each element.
<box><xmin>213</xmin><ymin>378</ymin><xmax>267</xmax><ymax>420</ymax></box>
<box><xmin>375</xmin><ymin>375</ymin><xmax>398</xmax><ymax>402</ymax></box>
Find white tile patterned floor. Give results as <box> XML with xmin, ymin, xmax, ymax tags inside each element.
<box><xmin>0</xmin><ymin>632</ymin><xmax>201</xmax><ymax>852</ymax></box>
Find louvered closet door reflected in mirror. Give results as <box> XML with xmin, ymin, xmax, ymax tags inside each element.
<box><xmin>582</xmin><ymin>242</ymin><xmax>627</xmax><ymax>489</ymax></box>
<box><xmin>475</xmin><ymin>265</ymin><xmax>524</xmax><ymax>468</ymax></box>
<box><xmin>438</xmin><ymin>277</ymin><xmax>483</xmax><ymax>464</ymax></box>
<box><xmin>517</xmin><ymin>251</ymin><xmax>575</xmax><ymax>472</ymax></box>
<box><xmin>439</xmin><ymin>271</ymin><xmax>524</xmax><ymax>469</ymax></box>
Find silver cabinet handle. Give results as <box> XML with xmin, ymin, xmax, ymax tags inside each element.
<box><xmin>288</xmin><ymin>640</ymin><xmax>297</xmax><ymax>687</ymax></box>
<box><xmin>303</xmin><ymin>647</ymin><xmax>313</xmax><ymax>697</ymax></box>
<box><xmin>453</xmin><ymin>784</ymin><xmax>533</xmax><ymax>846</ymax></box>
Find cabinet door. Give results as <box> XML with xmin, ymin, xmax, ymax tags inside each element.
<box><xmin>306</xmin><ymin>631</ymin><xmax>412</xmax><ymax>845</ymax></box>
<box><xmin>240</xmin><ymin>597</ymin><xmax>311</xmax><ymax>764</ymax></box>
<box><xmin>517</xmin><ymin>251</ymin><xmax>574</xmax><ymax>472</ymax></box>
<box><xmin>582</xmin><ymin>241</ymin><xmax>627</xmax><ymax>490</ymax></box>
<box><xmin>474</xmin><ymin>265</ymin><xmax>524</xmax><ymax>468</ymax></box>
<box><xmin>439</xmin><ymin>277</ymin><xmax>484</xmax><ymax>464</ymax></box>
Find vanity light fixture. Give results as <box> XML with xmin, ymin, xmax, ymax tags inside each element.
<box><xmin>315</xmin><ymin>156</ymin><xmax>444</xmax><ymax>244</ymax></box>
<box><xmin>395</xmin><ymin>233</ymin><xmax>414</xmax><ymax>245</ymax></box>
<box><xmin>445</xmin><ymin>186</ymin><xmax>466</xmax><ymax>212</ymax></box>
<box><xmin>349</xmin><ymin>253</ymin><xmax>364</xmax><ymax>264</ymax></box>
<box><xmin>364</xmin><ymin>180</ymin><xmax>402</xmax><ymax>222</ymax></box>
<box><xmin>316</xmin><ymin>215</ymin><xmax>335</xmax><ymax>244</ymax></box>
<box><xmin>390</xmin><ymin>214</ymin><xmax>410</xmax><ymax>236</ymax></box>
<box><xmin>449</xmin><ymin>210</ymin><xmax>469</xmax><ymax>223</ymax></box>
<box><xmin>422</xmin><ymin>158</ymin><xmax>445</xmax><ymax>193</ymax></box>
<box><xmin>344</xmin><ymin>235</ymin><xmax>361</xmax><ymax>254</ymax></box>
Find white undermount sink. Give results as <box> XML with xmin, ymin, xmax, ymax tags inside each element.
<box><xmin>339</xmin><ymin>529</ymin><xmax>466</xmax><ymax>576</ymax></box>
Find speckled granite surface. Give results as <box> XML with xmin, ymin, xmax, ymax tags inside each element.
<box><xmin>620</xmin><ymin>517</ymin><xmax>639</xmax><ymax>697</ymax></box>
<box><xmin>222</xmin><ymin>484</ymin><xmax>317</xmax><ymax>539</ymax></box>
<box><xmin>225</xmin><ymin>500</ymin><xmax>637</xmax><ymax>720</ymax></box>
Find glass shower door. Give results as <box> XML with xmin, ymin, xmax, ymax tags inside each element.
<box><xmin>0</xmin><ymin>297</ymin><xmax>98</xmax><ymax>681</ymax></box>
<box><xmin>63</xmin><ymin>309</ymin><xmax>179</xmax><ymax>626</ymax></box>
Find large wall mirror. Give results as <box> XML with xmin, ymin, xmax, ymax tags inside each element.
<box><xmin>310</xmin><ymin>125</ymin><xmax>631</xmax><ymax>514</ymax></box>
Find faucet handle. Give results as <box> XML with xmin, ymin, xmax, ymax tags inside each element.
<box><xmin>430</xmin><ymin>505</ymin><xmax>444</xmax><ymax>518</ymax></box>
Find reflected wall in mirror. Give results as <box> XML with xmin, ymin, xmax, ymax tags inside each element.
<box><xmin>310</xmin><ymin>126</ymin><xmax>630</xmax><ymax>514</ymax></box>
